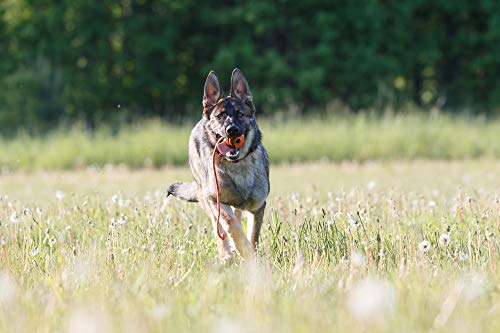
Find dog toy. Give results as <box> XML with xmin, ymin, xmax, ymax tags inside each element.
<box><xmin>226</xmin><ymin>134</ymin><xmax>245</xmax><ymax>148</ymax></box>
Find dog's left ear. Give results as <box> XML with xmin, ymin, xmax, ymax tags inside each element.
<box><xmin>230</xmin><ymin>68</ymin><xmax>254</xmax><ymax>109</ymax></box>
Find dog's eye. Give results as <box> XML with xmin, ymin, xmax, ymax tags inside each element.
<box><xmin>216</xmin><ymin>113</ymin><xmax>224</xmax><ymax>120</ymax></box>
<box><xmin>237</xmin><ymin>111</ymin><xmax>244</xmax><ymax>117</ymax></box>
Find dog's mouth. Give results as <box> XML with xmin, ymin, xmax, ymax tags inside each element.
<box><xmin>216</xmin><ymin>138</ymin><xmax>241</xmax><ymax>161</ymax></box>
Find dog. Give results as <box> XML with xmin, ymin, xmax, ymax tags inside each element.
<box><xmin>167</xmin><ymin>68</ymin><xmax>270</xmax><ymax>260</ymax></box>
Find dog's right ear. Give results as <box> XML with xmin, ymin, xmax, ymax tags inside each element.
<box><xmin>203</xmin><ymin>71</ymin><xmax>221</xmax><ymax>115</ymax></box>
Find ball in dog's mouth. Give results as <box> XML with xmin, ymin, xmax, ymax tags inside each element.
<box><xmin>216</xmin><ymin>138</ymin><xmax>241</xmax><ymax>160</ymax></box>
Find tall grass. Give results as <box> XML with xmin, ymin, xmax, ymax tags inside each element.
<box><xmin>1</xmin><ymin>112</ymin><xmax>499</xmax><ymax>171</ymax></box>
<box><xmin>0</xmin><ymin>161</ymin><xmax>499</xmax><ymax>332</ymax></box>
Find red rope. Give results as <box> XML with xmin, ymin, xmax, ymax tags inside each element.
<box><xmin>212</xmin><ymin>137</ymin><xmax>226</xmax><ymax>240</ymax></box>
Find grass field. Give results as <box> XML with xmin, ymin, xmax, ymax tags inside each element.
<box><xmin>2</xmin><ymin>112</ymin><xmax>500</xmax><ymax>171</ymax></box>
<box><xmin>1</xmin><ymin>160</ymin><xmax>499</xmax><ymax>332</ymax></box>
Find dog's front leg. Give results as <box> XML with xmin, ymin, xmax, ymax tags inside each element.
<box><xmin>247</xmin><ymin>202</ymin><xmax>266</xmax><ymax>250</ymax></box>
<box><xmin>201</xmin><ymin>198</ymin><xmax>233</xmax><ymax>261</ymax></box>
<box><xmin>209</xmin><ymin>201</ymin><xmax>254</xmax><ymax>260</ymax></box>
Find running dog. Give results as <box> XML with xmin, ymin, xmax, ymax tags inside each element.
<box><xmin>167</xmin><ymin>68</ymin><xmax>270</xmax><ymax>260</ymax></box>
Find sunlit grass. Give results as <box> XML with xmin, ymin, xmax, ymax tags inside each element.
<box><xmin>0</xmin><ymin>161</ymin><xmax>499</xmax><ymax>332</ymax></box>
<box><xmin>1</xmin><ymin>112</ymin><xmax>500</xmax><ymax>171</ymax></box>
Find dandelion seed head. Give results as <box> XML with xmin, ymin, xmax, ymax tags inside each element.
<box><xmin>116</xmin><ymin>215</ymin><xmax>127</xmax><ymax>225</ymax></box>
<box><xmin>10</xmin><ymin>212</ymin><xmax>19</xmax><ymax>223</ymax></box>
<box><xmin>351</xmin><ymin>251</ymin><xmax>366</xmax><ymax>267</ymax></box>
<box><xmin>56</xmin><ymin>191</ymin><xmax>66</xmax><ymax>201</ymax></box>
<box><xmin>149</xmin><ymin>304</ymin><xmax>171</xmax><ymax>320</ymax></box>
<box><xmin>438</xmin><ymin>233</ymin><xmax>450</xmax><ymax>246</ymax></box>
<box><xmin>348</xmin><ymin>277</ymin><xmax>395</xmax><ymax>322</ymax></box>
<box><xmin>30</xmin><ymin>247</ymin><xmax>40</xmax><ymax>256</ymax></box>
<box><xmin>68</xmin><ymin>308</ymin><xmax>112</xmax><ymax>333</ymax></box>
<box><xmin>462</xmin><ymin>272</ymin><xmax>485</xmax><ymax>301</ymax></box>
<box><xmin>418</xmin><ymin>240</ymin><xmax>431</xmax><ymax>253</ymax></box>
<box><xmin>0</xmin><ymin>272</ymin><xmax>17</xmax><ymax>304</ymax></box>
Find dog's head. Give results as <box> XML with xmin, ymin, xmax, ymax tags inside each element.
<box><xmin>202</xmin><ymin>69</ymin><xmax>257</xmax><ymax>161</ymax></box>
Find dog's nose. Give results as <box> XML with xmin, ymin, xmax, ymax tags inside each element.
<box><xmin>226</xmin><ymin>125</ymin><xmax>240</xmax><ymax>137</ymax></box>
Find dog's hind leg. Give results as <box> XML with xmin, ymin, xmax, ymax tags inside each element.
<box><xmin>247</xmin><ymin>202</ymin><xmax>266</xmax><ymax>250</ymax></box>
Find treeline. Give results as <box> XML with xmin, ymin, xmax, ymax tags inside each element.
<box><xmin>0</xmin><ymin>1</ymin><xmax>499</xmax><ymax>131</ymax></box>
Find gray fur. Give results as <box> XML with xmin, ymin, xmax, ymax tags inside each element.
<box><xmin>168</xmin><ymin>68</ymin><xmax>270</xmax><ymax>257</ymax></box>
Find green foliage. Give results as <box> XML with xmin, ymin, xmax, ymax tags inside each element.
<box><xmin>1</xmin><ymin>1</ymin><xmax>500</xmax><ymax>131</ymax></box>
<box><xmin>1</xmin><ymin>112</ymin><xmax>500</xmax><ymax>171</ymax></box>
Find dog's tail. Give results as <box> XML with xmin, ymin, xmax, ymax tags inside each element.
<box><xmin>167</xmin><ymin>181</ymin><xmax>199</xmax><ymax>202</ymax></box>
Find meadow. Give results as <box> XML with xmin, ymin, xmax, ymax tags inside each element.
<box><xmin>0</xmin><ymin>160</ymin><xmax>499</xmax><ymax>332</ymax></box>
<box><xmin>1</xmin><ymin>112</ymin><xmax>500</xmax><ymax>171</ymax></box>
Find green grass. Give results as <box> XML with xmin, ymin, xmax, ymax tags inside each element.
<box><xmin>1</xmin><ymin>112</ymin><xmax>500</xmax><ymax>171</ymax></box>
<box><xmin>0</xmin><ymin>160</ymin><xmax>499</xmax><ymax>332</ymax></box>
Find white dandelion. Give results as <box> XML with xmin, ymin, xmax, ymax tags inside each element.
<box><xmin>49</xmin><ymin>237</ymin><xmax>57</xmax><ymax>246</ymax></box>
<box><xmin>351</xmin><ymin>251</ymin><xmax>366</xmax><ymax>267</ymax></box>
<box><xmin>348</xmin><ymin>277</ymin><xmax>396</xmax><ymax>322</ymax></box>
<box><xmin>347</xmin><ymin>213</ymin><xmax>359</xmax><ymax>228</ymax></box>
<box><xmin>55</xmin><ymin>191</ymin><xmax>66</xmax><ymax>201</ymax></box>
<box><xmin>367</xmin><ymin>181</ymin><xmax>376</xmax><ymax>190</ymax></box>
<box><xmin>30</xmin><ymin>247</ymin><xmax>40</xmax><ymax>256</ymax></box>
<box><xmin>116</xmin><ymin>215</ymin><xmax>127</xmax><ymax>225</ymax></box>
<box><xmin>10</xmin><ymin>212</ymin><xmax>20</xmax><ymax>223</ymax></box>
<box><xmin>0</xmin><ymin>272</ymin><xmax>18</xmax><ymax>304</ymax></box>
<box><xmin>418</xmin><ymin>240</ymin><xmax>431</xmax><ymax>253</ymax></box>
<box><xmin>438</xmin><ymin>234</ymin><xmax>450</xmax><ymax>247</ymax></box>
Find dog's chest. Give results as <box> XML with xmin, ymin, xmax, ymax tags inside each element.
<box><xmin>216</xmin><ymin>150</ymin><xmax>268</xmax><ymax>211</ymax></box>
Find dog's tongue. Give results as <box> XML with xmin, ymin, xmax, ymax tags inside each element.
<box><xmin>216</xmin><ymin>140</ymin><xmax>236</xmax><ymax>156</ymax></box>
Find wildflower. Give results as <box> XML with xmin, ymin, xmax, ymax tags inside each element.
<box><xmin>347</xmin><ymin>213</ymin><xmax>359</xmax><ymax>228</ymax></box>
<box><xmin>459</xmin><ymin>252</ymin><xmax>469</xmax><ymax>261</ymax></box>
<box><xmin>118</xmin><ymin>199</ymin><xmax>130</xmax><ymax>207</ymax></box>
<box><xmin>367</xmin><ymin>181</ymin><xmax>376</xmax><ymax>190</ymax></box>
<box><xmin>36</xmin><ymin>207</ymin><xmax>43</xmax><ymax>217</ymax></box>
<box><xmin>10</xmin><ymin>212</ymin><xmax>19</xmax><ymax>223</ymax></box>
<box><xmin>149</xmin><ymin>304</ymin><xmax>171</xmax><ymax>320</ymax></box>
<box><xmin>462</xmin><ymin>272</ymin><xmax>485</xmax><ymax>301</ymax></box>
<box><xmin>55</xmin><ymin>191</ymin><xmax>66</xmax><ymax>201</ymax></box>
<box><xmin>23</xmin><ymin>208</ymin><xmax>30</xmax><ymax>215</ymax></box>
<box><xmin>0</xmin><ymin>272</ymin><xmax>18</xmax><ymax>304</ymax></box>
<box><xmin>30</xmin><ymin>247</ymin><xmax>40</xmax><ymax>256</ymax></box>
<box><xmin>348</xmin><ymin>277</ymin><xmax>395</xmax><ymax>322</ymax></box>
<box><xmin>428</xmin><ymin>200</ymin><xmax>436</xmax><ymax>207</ymax></box>
<box><xmin>438</xmin><ymin>234</ymin><xmax>450</xmax><ymax>247</ymax></box>
<box><xmin>116</xmin><ymin>215</ymin><xmax>127</xmax><ymax>225</ymax></box>
<box><xmin>351</xmin><ymin>251</ymin><xmax>366</xmax><ymax>267</ymax></box>
<box><xmin>49</xmin><ymin>237</ymin><xmax>57</xmax><ymax>246</ymax></box>
<box><xmin>418</xmin><ymin>240</ymin><xmax>431</xmax><ymax>253</ymax></box>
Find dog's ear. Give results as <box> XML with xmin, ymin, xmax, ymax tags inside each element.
<box><xmin>203</xmin><ymin>71</ymin><xmax>222</xmax><ymax>113</ymax></box>
<box><xmin>230</xmin><ymin>68</ymin><xmax>254</xmax><ymax>108</ymax></box>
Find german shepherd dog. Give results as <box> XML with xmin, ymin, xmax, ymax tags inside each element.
<box><xmin>167</xmin><ymin>69</ymin><xmax>270</xmax><ymax>260</ymax></box>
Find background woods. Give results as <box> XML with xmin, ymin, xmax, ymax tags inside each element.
<box><xmin>1</xmin><ymin>0</ymin><xmax>500</xmax><ymax>132</ymax></box>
